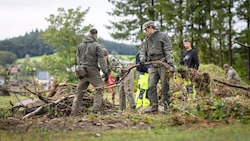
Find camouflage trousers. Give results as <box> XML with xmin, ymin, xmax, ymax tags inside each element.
<box><xmin>71</xmin><ymin>67</ymin><xmax>104</xmax><ymax>114</ymax></box>
<box><xmin>148</xmin><ymin>66</ymin><xmax>171</xmax><ymax>107</ymax></box>
<box><xmin>119</xmin><ymin>70</ymin><xmax>135</xmax><ymax>110</ymax></box>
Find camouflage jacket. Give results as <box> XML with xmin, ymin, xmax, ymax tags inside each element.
<box><xmin>106</xmin><ymin>55</ymin><xmax>129</xmax><ymax>77</ymax></box>
<box><xmin>140</xmin><ymin>30</ymin><xmax>174</xmax><ymax>65</ymax></box>
<box><xmin>76</xmin><ymin>36</ymin><xmax>108</xmax><ymax>74</ymax></box>
<box><xmin>226</xmin><ymin>67</ymin><xmax>240</xmax><ymax>82</ymax></box>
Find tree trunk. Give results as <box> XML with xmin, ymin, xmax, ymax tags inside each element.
<box><xmin>228</xmin><ymin>0</ymin><xmax>233</xmax><ymax>66</ymax></box>
<box><xmin>247</xmin><ymin>18</ymin><xmax>250</xmax><ymax>80</ymax></box>
<box><xmin>219</xmin><ymin>34</ymin><xmax>223</xmax><ymax>67</ymax></box>
<box><xmin>208</xmin><ymin>0</ymin><xmax>212</xmax><ymax>63</ymax></box>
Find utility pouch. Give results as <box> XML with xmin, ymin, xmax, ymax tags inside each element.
<box><xmin>75</xmin><ymin>67</ymin><xmax>87</xmax><ymax>79</ymax></box>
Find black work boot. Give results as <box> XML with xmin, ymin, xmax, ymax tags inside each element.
<box><xmin>145</xmin><ymin>105</ymin><xmax>158</xmax><ymax>113</ymax></box>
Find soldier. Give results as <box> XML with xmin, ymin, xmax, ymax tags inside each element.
<box><xmin>102</xmin><ymin>48</ymin><xmax>136</xmax><ymax>111</ymax></box>
<box><xmin>71</xmin><ymin>28</ymin><xmax>109</xmax><ymax>115</ymax></box>
<box><xmin>140</xmin><ymin>21</ymin><xmax>174</xmax><ymax>113</ymax></box>
<box><xmin>223</xmin><ymin>64</ymin><xmax>241</xmax><ymax>85</ymax></box>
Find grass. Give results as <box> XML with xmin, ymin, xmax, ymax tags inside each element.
<box><xmin>16</xmin><ymin>55</ymin><xmax>44</xmax><ymax>64</ymax></box>
<box><xmin>0</xmin><ymin>93</ymin><xmax>30</xmax><ymax>109</ymax></box>
<box><xmin>0</xmin><ymin>122</ymin><xmax>249</xmax><ymax>141</ymax></box>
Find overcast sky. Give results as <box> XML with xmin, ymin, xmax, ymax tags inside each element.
<box><xmin>0</xmin><ymin>0</ymin><xmax>114</xmax><ymax>41</ymax></box>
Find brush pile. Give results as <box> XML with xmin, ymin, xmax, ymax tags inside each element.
<box><xmin>3</xmin><ymin>65</ymin><xmax>250</xmax><ymax>126</ymax></box>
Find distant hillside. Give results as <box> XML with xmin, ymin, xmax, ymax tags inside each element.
<box><xmin>99</xmin><ymin>38</ymin><xmax>137</xmax><ymax>55</ymax></box>
<box><xmin>0</xmin><ymin>30</ymin><xmax>54</xmax><ymax>58</ymax></box>
<box><xmin>0</xmin><ymin>30</ymin><xmax>137</xmax><ymax>58</ymax></box>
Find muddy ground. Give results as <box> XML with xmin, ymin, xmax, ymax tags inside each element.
<box><xmin>0</xmin><ymin>111</ymin><xmax>229</xmax><ymax>133</ymax></box>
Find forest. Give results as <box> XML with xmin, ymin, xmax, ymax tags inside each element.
<box><xmin>106</xmin><ymin>0</ymin><xmax>250</xmax><ymax>83</ymax></box>
<box><xmin>0</xmin><ymin>30</ymin><xmax>136</xmax><ymax>64</ymax></box>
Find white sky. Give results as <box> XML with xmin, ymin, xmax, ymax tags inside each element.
<box><xmin>0</xmin><ymin>0</ymin><xmax>114</xmax><ymax>41</ymax></box>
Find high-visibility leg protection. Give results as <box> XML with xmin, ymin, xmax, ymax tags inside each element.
<box><xmin>135</xmin><ymin>73</ymin><xmax>150</xmax><ymax>108</ymax></box>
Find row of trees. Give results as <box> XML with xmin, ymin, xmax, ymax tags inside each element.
<box><xmin>106</xmin><ymin>0</ymin><xmax>250</xmax><ymax>82</ymax></box>
<box><xmin>0</xmin><ymin>30</ymin><xmax>54</xmax><ymax>58</ymax></box>
<box><xmin>0</xmin><ymin>28</ymin><xmax>135</xmax><ymax>67</ymax></box>
<box><xmin>0</xmin><ymin>51</ymin><xmax>17</xmax><ymax>66</ymax></box>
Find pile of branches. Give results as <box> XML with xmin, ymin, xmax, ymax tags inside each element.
<box><xmin>5</xmin><ymin>62</ymin><xmax>250</xmax><ymax>124</ymax></box>
<box><xmin>7</xmin><ymin>61</ymin><xmax>174</xmax><ymax>119</ymax></box>
<box><xmin>170</xmin><ymin>67</ymin><xmax>250</xmax><ymax>125</ymax></box>
<box><xmin>9</xmin><ymin>83</ymin><xmax>112</xmax><ymax>119</ymax></box>
<box><xmin>176</xmin><ymin>67</ymin><xmax>211</xmax><ymax>94</ymax></box>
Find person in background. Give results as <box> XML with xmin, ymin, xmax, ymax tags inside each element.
<box><xmin>180</xmin><ymin>38</ymin><xmax>199</xmax><ymax>70</ymax></box>
<box><xmin>223</xmin><ymin>64</ymin><xmax>241</xmax><ymax>85</ymax></box>
<box><xmin>140</xmin><ymin>20</ymin><xmax>174</xmax><ymax>113</ymax></box>
<box><xmin>102</xmin><ymin>48</ymin><xmax>136</xmax><ymax>111</ymax></box>
<box><xmin>179</xmin><ymin>38</ymin><xmax>199</xmax><ymax>100</ymax></box>
<box><xmin>71</xmin><ymin>28</ymin><xmax>109</xmax><ymax>115</ymax></box>
<box><xmin>135</xmin><ymin>41</ymin><xmax>150</xmax><ymax>109</ymax></box>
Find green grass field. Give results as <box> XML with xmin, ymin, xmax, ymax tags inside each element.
<box><xmin>0</xmin><ymin>94</ymin><xmax>29</xmax><ymax>109</ymax></box>
<box><xmin>16</xmin><ymin>56</ymin><xmax>45</xmax><ymax>64</ymax></box>
<box><xmin>0</xmin><ymin>121</ymin><xmax>249</xmax><ymax>141</ymax></box>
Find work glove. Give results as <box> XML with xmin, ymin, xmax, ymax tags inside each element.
<box><xmin>115</xmin><ymin>76</ymin><xmax>120</xmax><ymax>84</ymax></box>
<box><xmin>104</xmin><ymin>73</ymin><xmax>109</xmax><ymax>82</ymax></box>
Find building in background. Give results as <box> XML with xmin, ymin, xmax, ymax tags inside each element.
<box><xmin>36</xmin><ymin>71</ymin><xmax>52</xmax><ymax>90</ymax></box>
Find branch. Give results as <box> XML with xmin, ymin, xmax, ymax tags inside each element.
<box><xmin>22</xmin><ymin>94</ymin><xmax>75</xmax><ymax>119</ymax></box>
<box><xmin>213</xmin><ymin>79</ymin><xmax>250</xmax><ymax>91</ymax></box>
<box><xmin>23</xmin><ymin>86</ymin><xmax>49</xmax><ymax>103</ymax></box>
<box><xmin>233</xmin><ymin>40</ymin><xmax>250</xmax><ymax>48</ymax></box>
<box><xmin>22</xmin><ymin>106</ymin><xmax>43</xmax><ymax>119</ymax></box>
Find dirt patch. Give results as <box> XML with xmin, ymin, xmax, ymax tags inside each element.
<box><xmin>0</xmin><ymin>112</ymin><xmax>153</xmax><ymax>132</ymax></box>
<box><xmin>0</xmin><ymin>113</ymin><xmax>236</xmax><ymax>133</ymax></box>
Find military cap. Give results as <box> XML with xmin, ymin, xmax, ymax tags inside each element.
<box><xmin>143</xmin><ymin>21</ymin><xmax>155</xmax><ymax>30</ymax></box>
<box><xmin>223</xmin><ymin>64</ymin><xmax>230</xmax><ymax>68</ymax></box>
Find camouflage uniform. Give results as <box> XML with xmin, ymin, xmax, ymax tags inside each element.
<box><xmin>71</xmin><ymin>33</ymin><xmax>108</xmax><ymax>115</ymax></box>
<box><xmin>225</xmin><ymin>66</ymin><xmax>241</xmax><ymax>85</ymax></box>
<box><xmin>105</xmin><ymin>54</ymin><xmax>136</xmax><ymax>110</ymax></box>
<box><xmin>140</xmin><ymin>29</ymin><xmax>174</xmax><ymax>112</ymax></box>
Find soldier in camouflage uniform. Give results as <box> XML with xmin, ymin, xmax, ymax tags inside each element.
<box><xmin>71</xmin><ymin>29</ymin><xmax>108</xmax><ymax>115</ymax></box>
<box><xmin>140</xmin><ymin>21</ymin><xmax>174</xmax><ymax>113</ymax></box>
<box><xmin>223</xmin><ymin>64</ymin><xmax>241</xmax><ymax>85</ymax></box>
<box><xmin>102</xmin><ymin>48</ymin><xmax>136</xmax><ymax>111</ymax></box>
